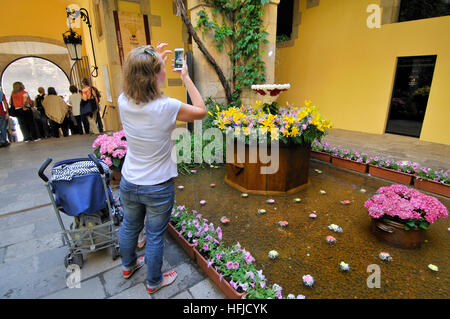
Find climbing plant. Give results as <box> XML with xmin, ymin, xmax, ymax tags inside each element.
<box><xmin>195</xmin><ymin>0</ymin><xmax>270</xmax><ymax>105</ymax></box>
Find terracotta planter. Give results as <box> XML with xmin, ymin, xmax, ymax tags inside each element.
<box><xmin>368</xmin><ymin>165</ymin><xmax>414</xmax><ymax>185</ymax></box>
<box><xmin>311</xmin><ymin>150</ymin><xmax>331</xmax><ymax>163</ymax></box>
<box><xmin>194</xmin><ymin>248</ymin><xmax>246</xmax><ymax>299</ymax></box>
<box><xmin>111</xmin><ymin>170</ymin><xmax>122</xmax><ymax>185</ymax></box>
<box><xmin>166</xmin><ymin>222</ymin><xmax>196</xmax><ymax>260</ymax></box>
<box><xmin>414</xmin><ymin>178</ymin><xmax>450</xmax><ymax>198</ymax></box>
<box><xmin>371</xmin><ymin>218</ymin><xmax>425</xmax><ymax>249</ymax></box>
<box><xmin>331</xmin><ymin>156</ymin><xmax>368</xmax><ymax>173</ymax></box>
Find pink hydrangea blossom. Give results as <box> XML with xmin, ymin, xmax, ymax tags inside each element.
<box><xmin>364</xmin><ymin>184</ymin><xmax>448</xmax><ymax>224</ymax></box>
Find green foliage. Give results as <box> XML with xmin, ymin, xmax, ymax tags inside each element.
<box><xmin>196</xmin><ymin>0</ymin><xmax>269</xmax><ymax>106</ymax></box>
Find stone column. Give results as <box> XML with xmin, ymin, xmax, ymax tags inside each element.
<box><xmin>187</xmin><ymin>0</ymin><xmax>279</xmax><ymax>106</ymax></box>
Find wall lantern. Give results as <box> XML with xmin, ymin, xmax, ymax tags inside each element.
<box><xmin>63</xmin><ymin>8</ymin><xmax>99</xmax><ymax>77</ymax></box>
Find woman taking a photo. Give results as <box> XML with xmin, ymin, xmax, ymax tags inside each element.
<box><xmin>118</xmin><ymin>43</ymin><xmax>206</xmax><ymax>294</ymax></box>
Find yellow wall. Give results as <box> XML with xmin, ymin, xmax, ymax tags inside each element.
<box><xmin>0</xmin><ymin>0</ymin><xmax>86</xmax><ymax>51</ymax></box>
<box><xmin>275</xmin><ymin>0</ymin><xmax>450</xmax><ymax>145</ymax></box>
<box><xmin>149</xmin><ymin>0</ymin><xmax>187</xmax><ymax>103</ymax></box>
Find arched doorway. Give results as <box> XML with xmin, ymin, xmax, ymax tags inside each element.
<box><xmin>1</xmin><ymin>56</ymin><xmax>71</xmax><ymax>141</ymax></box>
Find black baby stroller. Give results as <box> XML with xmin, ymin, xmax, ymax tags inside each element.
<box><xmin>38</xmin><ymin>154</ymin><xmax>123</xmax><ymax>268</ymax></box>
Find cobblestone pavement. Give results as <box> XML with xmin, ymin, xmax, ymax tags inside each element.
<box><xmin>0</xmin><ymin>135</ymin><xmax>225</xmax><ymax>299</ymax></box>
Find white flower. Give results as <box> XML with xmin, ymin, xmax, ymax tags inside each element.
<box><xmin>328</xmin><ymin>224</ymin><xmax>343</xmax><ymax>232</ymax></box>
<box><xmin>428</xmin><ymin>264</ymin><xmax>439</xmax><ymax>272</ymax></box>
<box><xmin>268</xmin><ymin>250</ymin><xmax>279</xmax><ymax>259</ymax></box>
<box><xmin>339</xmin><ymin>261</ymin><xmax>350</xmax><ymax>271</ymax></box>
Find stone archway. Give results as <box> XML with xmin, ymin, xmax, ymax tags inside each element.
<box><xmin>0</xmin><ymin>36</ymin><xmax>72</xmax><ymax>78</ymax></box>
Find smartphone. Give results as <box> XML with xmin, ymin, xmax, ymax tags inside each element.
<box><xmin>174</xmin><ymin>48</ymin><xmax>184</xmax><ymax>70</ymax></box>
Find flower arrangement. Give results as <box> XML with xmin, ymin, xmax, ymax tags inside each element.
<box><xmin>92</xmin><ymin>130</ymin><xmax>127</xmax><ymax>171</ymax></box>
<box><xmin>312</xmin><ymin>142</ymin><xmax>450</xmax><ymax>184</ymax></box>
<box><xmin>170</xmin><ymin>205</ymin><xmax>301</xmax><ymax>299</ymax></box>
<box><xmin>369</xmin><ymin>157</ymin><xmax>418</xmax><ymax>175</ymax></box>
<box><xmin>213</xmin><ymin>100</ymin><xmax>332</xmax><ymax>145</ymax></box>
<box><xmin>416</xmin><ymin>167</ymin><xmax>449</xmax><ymax>185</ymax></box>
<box><xmin>364</xmin><ymin>184</ymin><xmax>448</xmax><ymax>230</ymax></box>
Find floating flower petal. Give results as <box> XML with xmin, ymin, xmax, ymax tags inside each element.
<box><xmin>339</xmin><ymin>261</ymin><xmax>350</xmax><ymax>271</ymax></box>
<box><xmin>340</xmin><ymin>200</ymin><xmax>351</xmax><ymax>205</ymax></box>
<box><xmin>177</xmin><ymin>185</ymin><xmax>184</xmax><ymax>190</ymax></box>
<box><xmin>257</xmin><ymin>209</ymin><xmax>266</xmax><ymax>215</ymax></box>
<box><xmin>319</xmin><ymin>190</ymin><xmax>327</xmax><ymax>195</ymax></box>
<box><xmin>278</xmin><ymin>221</ymin><xmax>289</xmax><ymax>228</ymax></box>
<box><xmin>266</xmin><ymin>199</ymin><xmax>275</xmax><ymax>204</ymax></box>
<box><xmin>309</xmin><ymin>213</ymin><xmax>317</xmax><ymax>219</ymax></box>
<box><xmin>302</xmin><ymin>275</ymin><xmax>314</xmax><ymax>287</ymax></box>
<box><xmin>378</xmin><ymin>252</ymin><xmax>392</xmax><ymax>261</ymax></box>
<box><xmin>199</xmin><ymin>200</ymin><xmax>207</xmax><ymax>206</ymax></box>
<box><xmin>210</xmin><ymin>183</ymin><xmax>216</xmax><ymax>188</ymax></box>
<box><xmin>328</xmin><ymin>224</ymin><xmax>343</xmax><ymax>232</ymax></box>
<box><xmin>268</xmin><ymin>250</ymin><xmax>279</xmax><ymax>259</ymax></box>
<box><xmin>326</xmin><ymin>235</ymin><xmax>336</xmax><ymax>244</ymax></box>
<box><xmin>241</xmin><ymin>193</ymin><xmax>249</xmax><ymax>198</ymax></box>
<box><xmin>293</xmin><ymin>198</ymin><xmax>302</xmax><ymax>203</ymax></box>
<box><xmin>428</xmin><ymin>264</ymin><xmax>439</xmax><ymax>272</ymax></box>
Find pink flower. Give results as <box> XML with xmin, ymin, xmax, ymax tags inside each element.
<box><xmin>302</xmin><ymin>275</ymin><xmax>314</xmax><ymax>287</ymax></box>
<box><xmin>216</xmin><ymin>227</ymin><xmax>223</xmax><ymax>240</ymax></box>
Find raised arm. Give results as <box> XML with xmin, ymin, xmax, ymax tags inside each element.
<box><xmin>174</xmin><ymin>57</ymin><xmax>206</xmax><ymax>122</ymax></box>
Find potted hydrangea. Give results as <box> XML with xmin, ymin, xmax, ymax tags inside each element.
<box><xmin>92</xmin><ymin>130</ymin><xmax>127</xmax><ymax>184</ymax></box>
<box><xmin>414</xmin><ymin>168</ymin><xmax>450</xmax><ymax>198</ymax></box>
<box><xmin>365</xmin><ymin>184</ymin><xmax>448</xmax><ymax>249</ymax></box>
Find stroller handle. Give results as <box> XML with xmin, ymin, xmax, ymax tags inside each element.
<box><xmin>88</xmin><ymin>153</ymin><xmax>105</xmax><ymax>175</ymax></box>
<box><xmin>38</xmin><ymin>157</ymin><xmax>53</xmax><ymax>182</ymax></box>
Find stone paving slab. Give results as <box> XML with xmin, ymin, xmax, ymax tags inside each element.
<box><xmin>108</xmin><ymin>283</ymin><xmax>150</xmax><ymax>299</ymax></box>
<box><xmin>189</xmin><ymin>278</ymin><xmax>226</xmax><ymax>299</ymax></box>
<box><xmin>0</xmin><ymin>224</ymin><xmax>35</xmax><ymax>248</ymax></box>
<box><xmin>4</xmin><ymin>232</ymin><xmax>63</xmax><ymax>263</ymax></box>
<box><xmin>44</xmin><ymin>276</ymin><xmax>106</xmax><ymax>299</ymax></box>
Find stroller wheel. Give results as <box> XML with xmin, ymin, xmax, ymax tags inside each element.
<box><xmin>64</xmin><ymin>253</ymin><xmax>84</xmax><ymax>269</ymax></box>
<box><xmin>112</xmin><ymin>246</ymin><xmax>121</xmax><ymax>261</ymax></box>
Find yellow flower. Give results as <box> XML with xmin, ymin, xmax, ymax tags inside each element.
<box><xmin>270</xmin><ymin>128</ymin><xmax>279</xmax><ymax>141</ymax></box>
<box><xmin>259</xmin><ymin>127</ymin><xmax>268</xmax><ymax>135</ymax></box>
<box><xmin>290</xmin><ymin>126</ymin><xmax>299</xmax><ymax>137</ymax></box>
<box><xmin>208</xmin><ymin>111</ymin><xmax>213</xmax><ymax>117</ymax></box>
<box><xmin>243</xmin><ymin>127</ymin><xmax>251</xmax><ymax>136</ymax></box>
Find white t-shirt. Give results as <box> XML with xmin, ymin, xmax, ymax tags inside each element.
<box><xmin>118</xmin><ymin>93</ymin><xmax>181</xmax><ymax>185</ymax></box>
<box><xmin>68</xmin><ymin>93</ymin><xmax>82</xmax><ymax>116</ymax></box>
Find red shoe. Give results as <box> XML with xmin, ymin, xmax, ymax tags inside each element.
<box><xmin>146</xmin><ymin>270</ymin><xmax>178</xmax><ymax>294</ymax></box>
<box><xmin>122</xmin><ymin>256</ymin><xmax>145</xmax><ymax>279</ymax></box>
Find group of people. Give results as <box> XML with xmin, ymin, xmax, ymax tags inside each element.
<box><xmin>0</xmin><ymin>78</ymin><xmax>104</xmax><ymax>147</ymax></box>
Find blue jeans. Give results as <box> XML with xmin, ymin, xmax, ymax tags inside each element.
<box><xmin>0</xmin><ymin>115</ymin><xmax>6</xmax><ymax>143</ymax></box>
<box><xmin>119</xmin><ymin>176</ymin><xmax>175</xmax><ymax>288</ymax></box>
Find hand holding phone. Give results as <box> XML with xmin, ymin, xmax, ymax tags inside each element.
<box><xmin>173</xmin><ymin>48</ymin><xmax>184</xmax><ymax>70</ymax></box>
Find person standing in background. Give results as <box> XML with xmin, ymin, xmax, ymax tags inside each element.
<box><xmin>0</xmin><ymin>87</ymin><xmax>10</xmax><ymax>147</ymax></box>
<box><xmin>10</xmin><ymin>82</ymin><xmax>40</xmax><ymax>142</ymax></box>
<box><xmin>92</xmin><ymin>86</ymin><xmax>104</xmax><ymax>133</ymax></box>
<box><xmin>34</xmin><ymin>87</ymin><xmax>50</xmax><ymax>138</ymax></box>
<box><xmin>42</xmin><ymin>87</ymin><xmax>70</xmax><ymax>138</ymax></box>
<box><xmin>68</xmin><ymin>85</ymin><xmax>86</xmax><ymax>134</ymax></box>
<box><xmin>81</xmin><ymin>78</ymin><xmax>99</xmax><ymax>135</ymax></box>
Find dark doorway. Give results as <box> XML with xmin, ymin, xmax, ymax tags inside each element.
<box><xmin>385</xmin><ymin>55</ymin><xmax>437</xmax><ymax>138</ymax></box>
<box><xmin>276</xmin><ymin>0</ymin><xmax>294</xmax><ymax>42</ymax></box>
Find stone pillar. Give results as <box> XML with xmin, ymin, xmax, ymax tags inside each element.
<box><xmin>187</xmin><ymin>0</ymin><xmax>279</xmax><ymax>106</ymax></box>
<box><xmin>241</xmin><ymin>0</ymin><xmax>279</xmax><ymax>106</ymax></box>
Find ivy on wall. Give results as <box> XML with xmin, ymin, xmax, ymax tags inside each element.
<box><xmin>195</xmin><ymin>0</ymin><xmax>269</xmax><ymax>105</ymax></box>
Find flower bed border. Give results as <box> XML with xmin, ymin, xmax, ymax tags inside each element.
<box><xmin>167</xmin><ymin>222</ymin><xmax>196</xmax><ymax>260</ymax></box>
<box><xmin>331</xmin><ymin>156</ymin><xmax>368</xmax><ymax>173</ymax></box>
<box><xmin>194</xmin><ymin>247</ymin><xmax>246</xmax><ymax>299</ymax></box>
<box><xmin>368</xmin><ymin>165</ymin><xmax>414</xmax><ymax>185</ymax></box>
<box><xmin>414</xmin><ymin>178</ymin><xmax>450</xmax><ymax>198</ymax></box>
<box><xmin>311</xmin><ymin>150</ymin><xmax>331</xmax><ymax>163</ymax></box>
